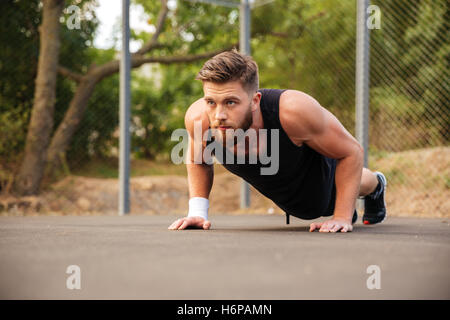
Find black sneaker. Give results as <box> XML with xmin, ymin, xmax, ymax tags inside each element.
<box><xmin>352</xmin><ymin>209</ymin><xmax>358</xmax><ymax>224</ymax></box>
<box><xmin>363</xmin><ymin>171</ymin><xmax>387</xmax><ymax>225</ymax></box>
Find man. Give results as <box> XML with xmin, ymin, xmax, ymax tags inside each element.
<box><xmin>168</xmin><ymin>50</ymin><xmax>387</xmax><ymax>233</ymax></box>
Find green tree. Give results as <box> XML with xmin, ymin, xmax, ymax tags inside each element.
<box><xmin>131</xmin><ymin>63</ymin><xmax>203</xmax><ymax>160</ymax></box>
<box><xmin>253</xmin><ymin>0</ymin><xmax>356</xmax><ymax>129</ymax></box>
<box><xmin>370</xmin><ymin>0</ymin><xmax>449</xmax><ymax>149</ymax></box>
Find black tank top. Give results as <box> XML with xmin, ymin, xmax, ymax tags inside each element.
<box><xmin>216</xmin><ymin>89</ymin><xmax>337</xmax><ymax>219</ymax></box>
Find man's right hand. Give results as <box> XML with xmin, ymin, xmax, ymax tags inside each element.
<box><xmin>168</xmin><ymin>216</ymin><xmax>211</xmax><ymax>230</ymax></box>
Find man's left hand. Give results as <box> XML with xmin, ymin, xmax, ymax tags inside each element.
<box><xmin>309</xmin><ymin>218</ymin><xmax>353</xmax><ymax>233</ymax></box>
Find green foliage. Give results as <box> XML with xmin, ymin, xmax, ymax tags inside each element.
<box><xmin>131</xmin><ymin>63</ymin><xmax>203</xmax><ymax>160</ymax></box>
<box><xmin>56</xmin><ymin>2</ymin><xmax>121</xmax><ymax>167</ymax></box>
<box><xmin>64</xmin><ymin>48</ymin><xmax>120</xmax><ymax>167</ymax></box>
<box><xmin>0</xmin><ymin>0</ymin><xmax>41</xmax><ymax>162</ymax></box>
<box><xmin>253</xmin><ymin>0</ymin><xmax>356</xmax><ymax>129</ymax></box>
<box><xmin>0</xmin><ymin>0</ymin><xmax>119</xmax><ymax>170</ymax></box>
<box><xmin>371</xmin><ymin>0</ymin><xmax>449</xmax><ymax>147</ymax></box>
<box><xmin>66</xmin><ymin>72</ymin><xmax>120</xmax><ymax>167</ymax></box>
<box><xmin>0</xmin><ymin>109</ymin><xmax>30</xmax><ymax>162</ymax></box>
<box><xmin>129</xmin><ymin>0</ymin><xmax>243</xmax><ymax>160</ymax></box>
<box><xmin>134</xmin><ymin>0</ymin><xmax>240</xmax><ymax>54</ymax></box>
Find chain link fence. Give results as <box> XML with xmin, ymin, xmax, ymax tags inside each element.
<box><xmin>368</xmin><ymin>0</ymin><xmax>449</xmax><ymax>216</ymax></box>
<box><xmin>254</xmin><ymin>0</ymin><xmax>449</xmax><ymax>217</ymax></box>
<box><xmin>0</xmin><ymin>0</ymin><xmax>121</xmax><ymax>215</ymax></box>
<box><xmin>0</xmin><ymin>0</ymin><xmax>198</xmax><ymax>216</ymax></box>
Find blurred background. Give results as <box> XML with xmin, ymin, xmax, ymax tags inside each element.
<box><xmin>0</xmin><ymin>0</ymin><xmax>448</xmax><ymax>217</ymax></box>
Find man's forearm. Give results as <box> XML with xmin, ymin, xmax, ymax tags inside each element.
<box><xmin>333</xmin><ymin>149</ymin><xmax>363</xmax><ymax>221</ymax></box>
<box><xmin>187</xmin><ymin>163</ymin><xmax>214</xmax><ymax>199</ymax></box>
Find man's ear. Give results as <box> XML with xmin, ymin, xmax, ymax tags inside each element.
<box><xmin>251</xmin><ymin>91</ymin><xmax>262</xmax><ymax>111</ymax></box>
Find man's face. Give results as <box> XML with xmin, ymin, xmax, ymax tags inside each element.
<box><xmin>203</xmin><ymin>81</ymin><xmax>258</xmax><ymax>145</ymax></box>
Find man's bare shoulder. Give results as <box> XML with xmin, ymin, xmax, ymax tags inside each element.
<box><xmin>278</xmin><ymin>90</ymin><xmax>326</xmax><ymax>144</ymax></box>
<box><xmin>185</xmin><ymin>98</ymin><xmax>209</xmax><ymax>133</ymax></box>
<box><xmin>186</xmin><ymin>98</ymin><xmax>205</xmax><ymax>119</ymax></box>
<box><xmin>279</xmin><ymin>89</ymin><xmax>322</xmax><ymax>115</ymax></box>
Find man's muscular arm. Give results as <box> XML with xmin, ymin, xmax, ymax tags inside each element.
<box><xmin>168</xmin><ymin>99</ymin><xmax>213</xmax><ymax>230</ymax></box>
<box><xmin>279</xmin><ymin>90</ymin><xmax>364</xmax><ymax>233</ymax></box>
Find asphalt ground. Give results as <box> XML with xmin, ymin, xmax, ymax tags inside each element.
<box><xmin>0</xmin><ymin>215</ymin><xmax>449</xmax><ymax>299</ymax></box>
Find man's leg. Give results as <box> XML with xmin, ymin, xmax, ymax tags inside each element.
<box><xmin>359</xmin><ymin>168</ymin><xmax>379</xmax><ymax>196</ymax></box>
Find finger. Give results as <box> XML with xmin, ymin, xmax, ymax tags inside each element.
<box><xmin>168</xmin><ymin>218</ymin><xmax>183</xmax><ymax>230</ymax></box>
<box><xmin>345</xmin><ymin>224</ymin><xmax>353</xmax><ymax>232</ymax></box>
<box><xmin>309</xmin><ymin>222</ymin><xmax>323</xmax><ymax>231</ymax></box>
<box><xmin>319</xmin><ymin>222</ymin><xmax>332</xmax><ymax>232</ymax></box>
<box><xmin>309</xmin><ymin>222</ymin><xmax>322</xmax><ymax>232</ymax></box>
<box><xmin>330</xmin><ymin>224</ymin><xmax>342</xmax><ymax>233</ymax></box>
<box><xmin>177</xmin><ymin>219</ymin><xmax>190</xmax><ymax>230</ymax></box>
<box><xmin>203</xmin><ymin>220</ymin><xmax>211</xmax><ymax>230</ymax></box>
<box><xmin>168</xmin><ymin>219</ymin><xmax>179</xmax><ymax>229</ymax></box>
<box><xmin>168</xmin><ymin>220</ymin><xmax>176</xmax><ymax>229</ymax></box>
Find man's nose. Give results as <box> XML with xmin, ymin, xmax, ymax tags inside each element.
<box><xmin>215</xmin><ymin>106</ymin><xmax>227</xmax><ymax>120</ymax></box>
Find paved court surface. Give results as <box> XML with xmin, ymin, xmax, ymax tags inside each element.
<box><xmin>0</xmin><ymin>215</ymin><xmax>449</xmax><ymax>299</ymax></box>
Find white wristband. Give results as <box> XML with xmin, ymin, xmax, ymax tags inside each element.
<box><xmin>187</xmin><ymin>197</ymin><xmax>209</xmax><ymax>220</ymax></box>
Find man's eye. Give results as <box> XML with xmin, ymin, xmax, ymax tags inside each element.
<box><xmin>207</xmin><ymin>100</ymin><xmax>215</xmax><ymax>106</ymax></box>
<box><xmin>227</xmin><ymin>101</ymin><xmax>236</xmax><ymax>106</ymax></box>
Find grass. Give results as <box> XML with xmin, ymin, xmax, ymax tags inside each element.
<box><xmin>71</xmin><ymin>157</ymin><xmax>188</xmax><ymax>178</ymax></box>
<box><xmin>383</xmin><ymin>167</ymin><xmax>407</xmax><ymax>185</ymax></box>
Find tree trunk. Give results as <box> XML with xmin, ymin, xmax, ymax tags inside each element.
<box><xmin>46</xmin><ymin>75</ymin><xmax>100</xmax><ymax>170</ymax></box>
<box><xmin>14</xmin><ymin>0</ymin><xmax>64</xmax><ymax>196</ymax></box>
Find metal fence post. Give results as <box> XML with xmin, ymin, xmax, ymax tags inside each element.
<box><xmin>119</xmin><ymin>0</ymin><xmax>131</xmax><ymax>215</ymax></box>
<box><xmin>356</xmin><ymin>0</ymin><xmax>370</xmax><ymax>211</ymax></box>
<box><xmin>240</xmin><ymin>0</ymin><xmax>251</xmax><ymax>209</ymax></box>
<box><xmin>356</xmin><ymin>0</ymin><xmax>370</xmax><ymax>167</ymax></box>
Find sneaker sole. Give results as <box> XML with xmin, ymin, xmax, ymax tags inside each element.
<box><xmin>363</xmin><ymin>171</ymin><xmax>387</xmax><ymax>225</ymax></box>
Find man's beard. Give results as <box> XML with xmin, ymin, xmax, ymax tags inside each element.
<box><xmin>239</xmin><ymin>105</ymin><xmax>253</xmax><ymax>131</ymax></box>
<box><xmin>213</xmin><ymin>104</ymin><xmax>253</xmax><ymax>147</ymax></box>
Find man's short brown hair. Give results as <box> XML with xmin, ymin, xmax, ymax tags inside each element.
<box><xmin>196</xmin><ymin>49</ymin><xmax>259</xmax><ymax>94</ymax></box>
